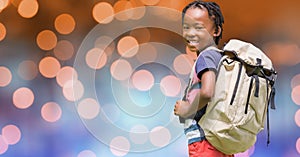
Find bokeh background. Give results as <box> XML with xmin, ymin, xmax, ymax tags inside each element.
<box><xmin>0</xmin><ymin>0</ymin><xmax>300</xmax><ymax>157</ymax></box>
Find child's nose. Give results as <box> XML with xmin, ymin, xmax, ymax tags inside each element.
<box><xmin>186</xmin><ymin>28</ymin><xmax>196</xmax><ymax>37</ymax></box>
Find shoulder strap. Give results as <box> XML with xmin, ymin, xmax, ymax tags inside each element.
<box><xmin>179</xmin><ymin>46</ymin><xmax>221</xmax><ymax>123</ymax></box>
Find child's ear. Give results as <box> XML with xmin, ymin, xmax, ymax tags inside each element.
<box><xmin>213</xmin><ymin>26</ymin><xmax>221</xmax><ymax>37</ymax></box>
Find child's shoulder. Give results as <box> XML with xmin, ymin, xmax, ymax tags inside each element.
<box><xmin>200</xmin><ymin>47</ymin><xmax>222</xmax><ymax>57</ymax></box>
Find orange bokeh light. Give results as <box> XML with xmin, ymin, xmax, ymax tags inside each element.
<box><xmin>264</xmin><ymin>42</ymin><xmax>300</xmax><ymax>66</ymax></box>
<box><xmin>110</xmin><ymin>59</ymin><xmax>132</xmax><ymax>81</ymax></box>
<box><xmin>53</xmin><ymin>40</ymin><xmax>74</xmax><ymax>61</ymax></box>
<box><xmin>160</xmin><ymin>75</ymin><xmax>181</xmax><ymax>97</ymax></box>
<box><xmin>129</xmin><ymin>0</ymin><xmax>146</xmax><ymax>20</ymax></box>
<box><xmin>296</xmin><ymin>138</ymin><xmax>300</xmax><ymax>154</ymax></box>
<box><xmin>0</xmin><ymin>22</ymin><xmax>6</xmax><ymax>41</ymax></box>
<box><xmin>294</xmin><ymin>109</ymin><xmax>300</xmax><ymax>127</ymax></box>
<box><xmin>56</xmin><ymin>66</ymin><xmax>78</xmax><ymax>87</ymax></box>
<box><xmin>131</xmin><ymin>70</ymin><xmax>154</xmax><ymax>91</ymax></box>
<box><xmin>0</xmin><ymin>66</ymin><xmax>12</xmax><ymax>87</ymax></box>
<box><xmin>77</xmin><ymin>98</ymin><xmax>100</xmax><ymax>120</ymax></box>
<box><xmin>117</xmin><ymin>36</ymin><xmax>139</xmax><ymax>58</ymax></box>
<box><xmin>92</xmin><ymin>2</ymin><xmax>114</xmax><ymax>24</ymax></box>
<box><xmin>136</xmin><ymin>43</ymin><xmax>157</xmax><ymax>64</ymax></box>
<box><xmin>173</xmin><ymin>54</ymin><xmax>193</xmax><ymax>75</ymax></box>
<box><xmin>85</xmin><ymin>48</ymin><xmax>107</xmax><ymax>70</ymax></box>
<box><xmin>292</xmin><ymin>85</ymin><xmax>300</xmax><ymax>105</ymax></box>
<box><xmin>291</xmin><ymin>74</ymin><xmax>300</xmax><ymax>88</ymax></box>
<box><xmin>41</xmin><ymin>102</ymin><xmax>62</xmax><ymax>123</ymax></box>
<box><xmin>0</xmin><ymin>0</ymin><xmax>9</xmax><ymax>11</ymax></box>
<box><xmin>17</xmin><ymin>0</ymin><xmax>39</xmax><ymax>18</ymax></box>
<box><xmin>39</xmin><ymin>57</ymin><xmax>61</xmax><ymax>78</ymax></box>
<box><xmin>18</xmin><ymin>60</ymin><xmax>38</xmax><ymax>80</ymax></box>
<box><xmin>2</xmin><ymin>124</ymin><xmax>21</xmax><ymax>145</ymax></box>
<box><xmin>36</xmin><ymin>30</ymin><xmax>57</xmax><ymax>51</ymax></box>
<box><xmin>140</xmin><ymin>0</ymin><xmax>160</xmax><ymax>6</ymax></box>
<box><xmin>62</xmin><ymin>80</ymin><xmax>84</xmax><ymax>102</ymax></box>
<box><xmin>113</xmin><ymin>0</ymin><xmax>133</xmax><ymax>21</ymax></box>
<box><xmin>0</xmin><ymin>135</ymin><xmax>8</xmax><ymax>155</ymax></box>
<box><xmin>13</xmin><ymin>87</ymin><xmax>34</xmax><ymax>109</ymax></box>
<box><xmin>54</xmin><ymin>13</ymin><xmax>76</xmax><ymax>35</ymax></box>
<box><xmin>129</xmin><ymin>28</ymin><xmax>150</xmax><ymax>44</ymax></box>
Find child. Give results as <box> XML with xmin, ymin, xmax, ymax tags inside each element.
<box><xmin>173</xmin><ymin>1</ymin><xmax>234</xmax><ymax>157</ymax></box>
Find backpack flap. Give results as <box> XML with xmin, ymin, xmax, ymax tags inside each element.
<box><xmin>223</xmin><ymin>39</ymin><xmax>273</xmax><ymax>71</ymax></box>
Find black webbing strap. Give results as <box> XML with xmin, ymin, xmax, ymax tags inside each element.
<box><xmin>245</xmin><ymin>77</ymin><xmax>254</xmax><ymax>114</ymax></box>
<box><xmin>265</xmin><ymin>78</ymin><xmax>271</xmax><ymax>146</ymax></box>
<box><xmin>254</xmin><ymin>75</ymin><xmax>260</xmax><ymax>97</ymax></box>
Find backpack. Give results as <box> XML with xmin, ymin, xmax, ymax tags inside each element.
<box><xmin>198</xmin><ymin>39</ymin><xmax>277</xmax><ymax>155</ymax></box>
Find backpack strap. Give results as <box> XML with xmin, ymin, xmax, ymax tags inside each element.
<box><xmin>179</xmin><ymin>46</ymin><xmax>221</xmax><ymax>123</ymax></box>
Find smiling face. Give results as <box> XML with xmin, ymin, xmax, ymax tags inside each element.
<box><xmin>183</xmin><ymin>7</ymin><xmax>217</xmax><ymax>54</ymax></box>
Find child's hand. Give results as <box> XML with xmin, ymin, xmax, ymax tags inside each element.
<box><xmin>174</xmin><ymin>100</ymin><xmax>191</xmax><ymax>118</ymax></box>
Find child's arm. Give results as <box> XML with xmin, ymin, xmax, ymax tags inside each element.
<box><xmin>174</xmin><ymin>70</ymin><xmax>216</xmax><ymax>118</ymax></box>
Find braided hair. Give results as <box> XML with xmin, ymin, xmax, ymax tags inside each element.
<box><xmin>182</xmin><ymin>0</ymin><xmax>224</xmax><ymax>45</ymax></box>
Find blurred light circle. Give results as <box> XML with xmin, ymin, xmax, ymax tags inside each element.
<box><xmin>53</xmin><ymin>40</ymin><xmax>74</xmax><ymax>61</ymax></box>
<box><xmin>160</xmin><ymin>75</ymin><xmax>181</xmax><ymax>97</ymax></box>
<box><xmin>92</xmin><ymin>2</ymin><xmax>114</xmax><ymax>24</ymax></box>
<box><xmin>85</xmin><ymin>48</ymin><xmax>107</xmax><ymax>70</ymax></box>
<box><xmin>18</xmin><ymin>60</ymin><xmax>38</xmax><ymax>80</ymax></box>
<box><xmin>56</xmin><ymin>66</ymin><xmax>78</xmax><ymax>87</ymax></box>
<box><xmin>0</xmin><ymin>0</ymin><xmax>9</xmax><ymax>11</ymax></box>
<box><xmin>117</xmin><ymin>36</ymin><xmax>139</xmax><ymax>58</ymax></box>
<box><xmin>77</xmin><ymin>150</ymin><xmax>97</xmax><ymax>157</ymax></box>
<box><xmin>0</xmin><ymin>22</ymin><xmax>6</xmax><ymax>41</ymax></box>
<box><xmin>295</xmin><ymin>109</ymin><xmax>300</xmax><ymax>127</ymax></box>
<box><xmin>36</xmin><ymin>30</ymin><xmax>57</xmax><ymax>51</ymax></box>
<box><xmin>2</xmin><ymin>125</ymin><xmax>21</xmax><ymax>145</ymax></box>
<box><xmin>94</xmin><ymin>36</ymin><xmax>115</xmax><ymax>57</ymax></box>
<box><xmin>113</xmin><ymin>0</ymin><xmax>133</xmax><ymax>21</ymax></box>
<box><xmin>13</xmin><ymin>87</ymin><xmax>34</xmax><ymax>109</ymax></box>
<box><xmin>291</xmin><ymin>74</ymin><xmax>300</xmax><ymax>88</ymax></box>
<box><xmin>129</xmin><ymin>125</ymin><xmax>149</xmax><ymax>144</ymax></box>
<box><xmin>110</xmin><ymin>59</ymin><xmax>132</xmax><ymax>81</ymax></box>
<box><xmin>296</xmin><ymin>138</ymin><xmax>300</xmax><ymax>154</ymax></box>
<box><xmin>173</xmin><ymin>54</ymin><xmax>193</xmax><ymax>75</ymax></box>
<box><xmin>110</xmin><ymin>136</ymin><xmax>130</xmax><ymax>156</ymax></box>
<box><xmin>149</xmin><ymin>126</ymin><xmax>171</xmax><ymax>147</ymax></box>
<box><xmin>128</xmin><ymin>0</ymin><xmax>146</xmax><ymax>20</ymax></box>
<box><xmin>0</xmin><ymin>66</ymin><xmax>12</xmax><ymax>87</ymax></box>
<box><xmin>131</xmin><ymin>70</ymin><xmax>154</xmax><ymax>91</ymax></box>
<box><xmin>0</xmin><ymin>135</ymin><xmax>8</xmax><ymax>155</ymax></box>
<box><xmin>17</xmin><ymin>0</ymin><xmax>39</xmax><ymax>18</ymax></box>
<box><xmin>39</xmin><ymin>56</ymin><xmax>61</xmax><ymax>78</ymax></box>
<box><xmin>77</xmin><ymin>98</ymin><xmax>100</xmax><ymax>120</ymax></box>
<box><xmin>140</xmin><ymin>0</ymin><xmax>160</xmax><ymax>6</ymax></box>
<box><xmin>136</xmin><ymin>43</ymin><xmax>157</xmax><ymax>63</ymax></box>
<box><xmin>94</xmin><ymin>35</ymin><xmax>114</xmax><ymax>48</ymax></box>
<box><xmin>63</xmin><ymin>80</ymin><xmax>84</xmax><ymax>102</ymax></box>
<box><xmin>54</xmin><ymin>13</ymin><xmax>76</xmax><ymax>35</ymax></box>
<box><xmin>292</xmin><ymin>85</ymin><xmax>300</xmax><ymax>105</ymax></box>
<box><xmin>130</xmin><ymin>28</ymin><xmax>150</xmax><ymax>44</ymax></box>
<box><xmin>41</xmin><ymin>102</ymin><xmax>62</xmax><ymax>123</ymax></box>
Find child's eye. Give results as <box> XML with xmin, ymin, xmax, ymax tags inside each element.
<box><xmin>195</xmin><ymin>26</ymin><xmax>204</xmax><ymax>30</ymax></box>
<box><xmin>183</xmin><ymin>26</ymin><xmax>189</xmax><ymax>30</ymax></box>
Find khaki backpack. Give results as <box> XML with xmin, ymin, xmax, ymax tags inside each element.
<box><xmin>199</xmin><ymin>39</ymin><xmax>277</xmax><ymax>155</ymax></box>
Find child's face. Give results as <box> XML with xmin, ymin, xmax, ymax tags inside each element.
<box><xmin>183</xmin><ymin>7</ymin><xmax>216</xmax><ymax>53</ymax></box>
